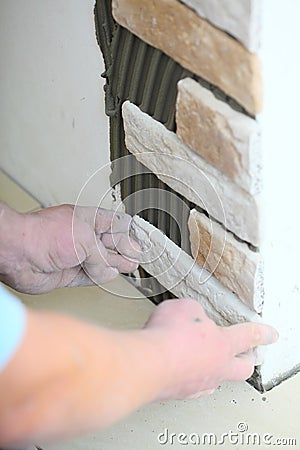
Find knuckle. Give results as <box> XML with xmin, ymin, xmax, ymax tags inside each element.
<box><xmin>221</xmin><ymin>336</ymin><xmax>233</xmax><ymax>360</ymax></box>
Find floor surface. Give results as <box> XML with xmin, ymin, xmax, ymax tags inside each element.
<box><xmin>1</xmin><ymin>169</ymin><xmax>299</xmax><ymax>450</ymax></box>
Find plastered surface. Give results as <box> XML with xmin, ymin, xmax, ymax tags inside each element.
<box><xmin>0</xmin><ymin>0</ymin><xmax>110</xmax><ymax>208</ymax></box>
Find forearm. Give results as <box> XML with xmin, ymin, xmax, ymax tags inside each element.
<box><xmin>0</xmin><ymin>308</ymin><xmax>168</xmax><ymax>447</ymax></box>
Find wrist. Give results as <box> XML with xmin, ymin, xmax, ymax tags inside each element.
<box><xmin>0</xmin><ymin>202</ymin><xmax>30</xmax><ymax>287</ymax></box>
<box><xmin>119</xmin><ymin>328</ymin><xmax>172</xmax><ymax>405</ymax></box>
<box><xmin>89</xmin><ymin>327</ymin><xmax>171</xmax><ymax>427</ymax></box>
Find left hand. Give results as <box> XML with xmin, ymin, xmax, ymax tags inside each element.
<box><xmin>4</xmin><ymin>204</ymin><xmax>140</xmax><ymax>294</ymax></box>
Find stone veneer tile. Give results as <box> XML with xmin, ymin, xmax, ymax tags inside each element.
<box><xmin>112</xmin><ymin>0</ymin><xmax>262</xmax><ymax>115</ymax></box>
<box><xmin>176</xmin><ymin>78</ymin><xmax>262</xmax><ymax>195</ymax></box>
<box><xmin>122</xmin><ymin>101</ymin><xmax>261</xmax><ymax>246</ymax></box>
<box><xmin>181</xmin><ymin>0</ymin><xmax>261</xmax><ymax>52</ymax></box>
<box><xmin>131</xmin><ymin>215</ymin><xmax>261</xmax><ymax>325</ymax></box>
<box><xmin>188</xmin><ymin>209</ymin><xmax>264</xmax><ymax>312</ymax></box>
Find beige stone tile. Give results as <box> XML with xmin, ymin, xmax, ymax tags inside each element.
<box><xmin>188</xmin><ymin>209</ymin><xmax>263</xmax><ymax>312</ymax></box>
<box><xmin>0</xmin><ymin>169</ymin><xmax>40</xmax><ymax>213</ymax></box>
<box><xmin>112</xmin><ymin>0</ymin><xmax>262</xmax><ymax>115</ymax></box>
<box><xmin>176</xmin><ymin>78</ymin><xmax>262</xmax><ymax>195</ymax></box>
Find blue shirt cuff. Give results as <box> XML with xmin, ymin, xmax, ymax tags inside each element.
<box><xmin>0</xmin><ymin>283</ymin><xmax>27</xmax><ymax>371</ymax></box>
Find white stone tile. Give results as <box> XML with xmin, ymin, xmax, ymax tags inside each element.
<box><xmin>122</xmin><ymin>101</ymin><xmax>261</xmax><ymax>246</ymax></box>
<box><xmin>181</xmin><ymin>0</ymin><xmax>262</xmax><ymax>52</ymax></box>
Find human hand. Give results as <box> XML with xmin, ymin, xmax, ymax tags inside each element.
<box><xmin>144</xmin><ymin>298</ymin><xmax>279</xmax><ymax>400</ymax></box>
<box><xmin>1</xmin><ymin>204</ymin><xmax>140</xmax><ymax>294</ymax></box>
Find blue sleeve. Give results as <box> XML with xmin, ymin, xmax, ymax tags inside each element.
<box><xmin>0</xmin><ymin>283</ymin><xmax>27</xmax><ymax>371</ymax></box>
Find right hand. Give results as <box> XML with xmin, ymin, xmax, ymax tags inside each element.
<box><xmin>0</xmin><ymin>203</ymin><xmax>140</xmax><ymax>294</ymax></box>
<box><xmin>144</xmin><ymin>298</ymin><xmax>279</xmax><ymax>401</ymax></box>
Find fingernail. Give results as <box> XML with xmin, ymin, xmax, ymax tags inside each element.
<box><xmin>272</xmin><ymin>329</ymin><xmax>280</xmax><ymax>341</ymax></box>
<box><xmin>255</xmin><ymin>326</ymin><xmax>279</xmax><ymax>345</ymax></box>
<box><xmin>267</xmin><ymin>327</ymin><xmax>279</xmax><ymax>343</ymax></box>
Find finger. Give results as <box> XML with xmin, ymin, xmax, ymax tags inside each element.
<box><xmin>95</xmin><ymin>209</ymin><xmax>132</xmax><ymax>234</ymax></box>
<box><xmin>84</xmin><ymin>261</ymin><xmax>119</xmax><ymax>284</ymax></box>
<box><xmin>62</xmin><ymin>268</ymin><xmax>97</xmax><ymax>288</ymax></box>
<box><xmin>226</xmin><ymin>352</ymin><xmax>256</xmax><ymax>382</ymax></box>
<box><xmin>224</xmin><ymin>322</ymin><xmax>279</xmax><ymax>355</ymax></box>
<box><xmin>98</xmin><ymin>266</ymin><xmax>119</xmax><ymax>283</ymax></box>
<box><xmin>106</xmin><ymin>252</ymin><xmax>139</xmax><ymax>273</ymax></box>
<box><xmin>101</xmin><ymin>233</ymin><xmax>141</xmax><ymax>259</ymax></box>
<box><xmin>82</xmin><ymin>239</ymin><xmax>119</xmax><ymax>284</ymax></box>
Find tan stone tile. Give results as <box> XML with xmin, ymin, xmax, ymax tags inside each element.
<box><xmin>188</xmin><ymin>209</ymin><xmax>263</xmax><ymax>312</ymax></box>
<box><xmin>176</xmin><ymin>78</ymin><xmax>262</xmax><ymax>195</ymax></box>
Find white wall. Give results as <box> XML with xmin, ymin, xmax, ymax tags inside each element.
<box><xmin>258</xmin><ymin>0</ymin><xmax>300</xmax><ymax>386</ymax></box>
<box><xmin>0</xmin><ymin>0</ymin><xmax>111</xmax><ymax>208</ymax></box>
